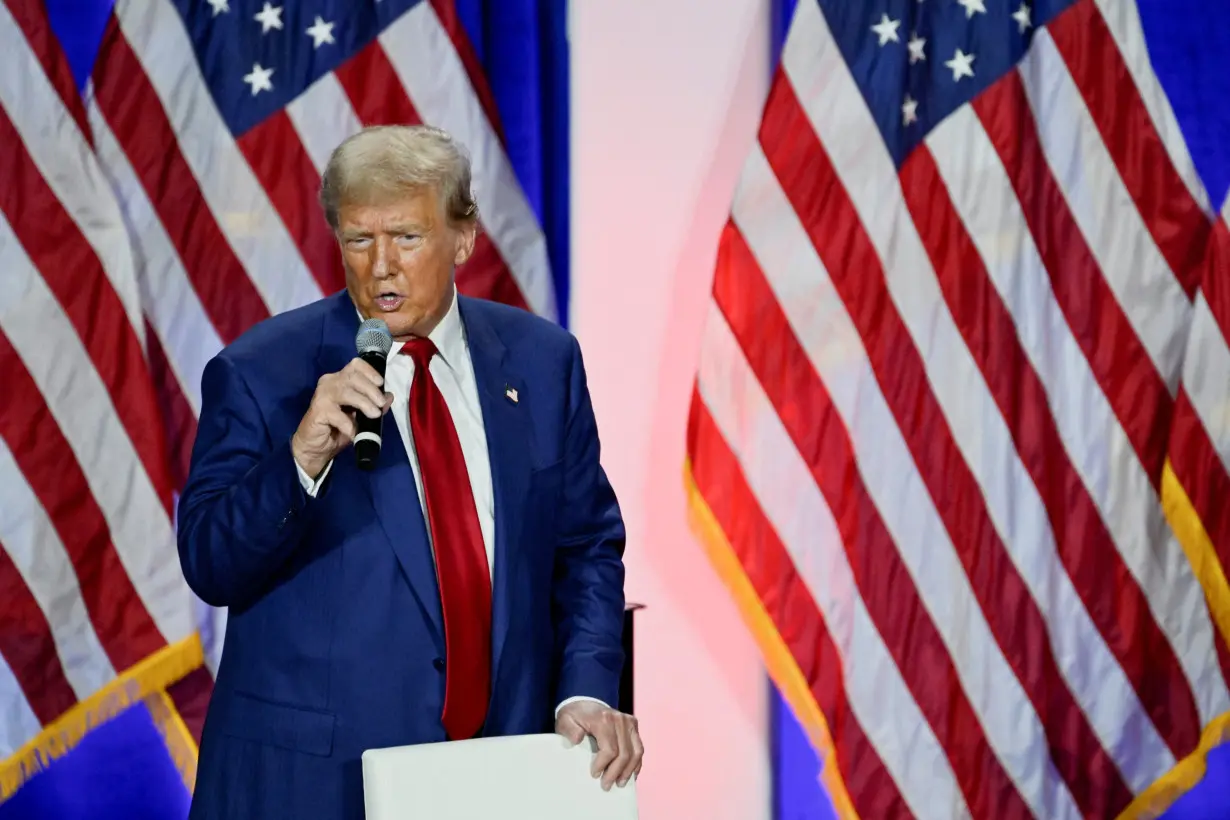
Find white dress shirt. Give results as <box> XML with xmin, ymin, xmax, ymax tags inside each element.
<box><xmin>293</xmin><ymin>289</ymin><xmax>602</xmax><ymax>715</ymax></box>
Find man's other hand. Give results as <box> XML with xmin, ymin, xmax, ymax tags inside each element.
<box><xmin>555</xmin><ymin>700</ymin><xmax>643</xmax><ymax>791</ymax></box>
<box><xmin>291</xmin><ymin>357</ymin><xmax>392</xmax><ymax>478</ymax></box>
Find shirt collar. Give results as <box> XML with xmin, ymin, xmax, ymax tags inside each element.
<box><xmin>405</xmin><ymin>286</ymin><xmax>465</xmax><ymax>371</ymax></box>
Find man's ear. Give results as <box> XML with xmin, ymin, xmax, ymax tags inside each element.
<box><xmin>454</xmin><ymin>220</ymin><xmax>478</xmax><ymax>266</ymax></box>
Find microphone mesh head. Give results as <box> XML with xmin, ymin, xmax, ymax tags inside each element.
<box><xmin>356</xmin><ymin>318</ymin><xmax>393</xmax><ymax>356</ymax></box>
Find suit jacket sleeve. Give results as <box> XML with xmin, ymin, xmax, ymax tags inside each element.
<box><xmin>177</xmin><ymin>353</ymin><xmax>315</xmax><ymax>608</ymax></box>
<box><xmin>552</xmin><ymin>336</ymin><xmax>627</xmax><ymax>709</ymax></box>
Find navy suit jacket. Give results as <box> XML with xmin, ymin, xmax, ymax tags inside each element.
<box><xmin>177</xmin><ymin>290</ymin><xmax>626</xmax><ymax>820</ymax></box>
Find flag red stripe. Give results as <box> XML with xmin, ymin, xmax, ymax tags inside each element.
<box><xmin>974</xmin><ymin>71</ymin><xmax>1200</xmax><ymax>757</ymax></box>
<box><xmin>335</xmin><ymin>41</ymin><xmax>529</xmax><ymax>312</ymax></box>
<box><xmin>687</xmin><ymin>391</ymin><xmax>911</xmax><ymax>820</ymax></box>
<box><xmin>335</xmin><ymin>40</ymin><xmax>425</xmax><ymax>127</ymax></box>
<box><xmin>427</xmin><ymin>0</ymin><xmax>506</xmax><ymax>144</ymax></box>
<box><xmin>1194</xmin><ymin>221</ymin><xmax>1230</xmax><ymax>390</ymax></box>
<box><xmin>5</xmin><ymin>0</ymin><xmax>92</xmax><ymax>148</ymax></box>
<box><xmin>166</xmin><ymin>664</ymin><xmax>214</xmax><ymax>745</ymax></box>
<box><xmin>0</xmin><ymin>330</ymin><xmax>164</xmax><ymax>673</ymax></box>
<box><xmin>1047</xmin><ymin>0</ymin><xmax>1210</xmax><ymax>298</ymax></box>
<box><xmin>905</xmin><ymin>137</ymin><xmax>1141</xmax><ymax>811</ymax></box>
<box><xmin>237</xmin><ymin>111</ymin><xmax>345</xmax><ymax>297</ymax></box>
<box><xmin>714</xmin><ymin>216</ymin><xmax>1029</xmax><ymax>820</ymax></box>
<box><xmin>457</xmin><ymin>232</ymin><xmax>530</xmax><ymax>310</ymax></box>
<box><xmin>975</xmin><ymin>73</ymin><xmax>1174</xmax><ymax>486</ymax></box>
<box><xmin>144</xmin><ymin>320</ymin><xmax>198</xmax><ymax>493</ymax></box>
<box><xmin>0</xmin><ymin>105</ymin><xmax>174</xmax><ymax>518</ymax></box>
<box><xmin>0</xmin><ymin>542</ymin><xmax>78</xmax><ymax>725</ymax></box>
<box><xmin>91</xmin><ymin>17</ymin><xmax>270</xmax><ymax>345</ymax></box>
<box><xmin>898</xmin><ymin>146</ymin><xmax>1133</xmax><ymax>815</ymax></box>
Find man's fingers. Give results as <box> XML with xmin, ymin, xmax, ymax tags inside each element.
<box><xmin>346</xmin><ymin>367</ymin><xmax>386</xmax><ymax>399</ymax></box>
<box><xmin>589</xmin><ymin>717</ymin><xmax>619</xmax><ymax>781</ymax></box>
<box><xmin>617</xmin><ymin>717</ymin><xmax>642</xmax><ymax>787</ymax></box>
<box><xmin>345</xmin><ymin>358</ymin><xmax>384</xmax><ymax>386</ymax></box>
<box><xmin>336</xmin><ymin>384</ymin><xmax>386</xmax><ymax>419</ymax></box>
<box><xmin>321</xmin><ymin>406</ymin><xmax>357</xmax><ymax>440</ymax></box>
<box><xmin>603</xmin><ymin>716</ymin><xmax>633</xmax><ymax>790</ymax></box>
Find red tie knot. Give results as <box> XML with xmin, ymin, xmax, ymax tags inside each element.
<box><xmin>400</xmin><ymin>336</ymin><xmax>438</xmax><ymax>368</ymax></box>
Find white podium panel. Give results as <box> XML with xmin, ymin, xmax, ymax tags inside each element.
<box><xmin>362</xmin><ymin>733</ymin><xmax>639</xmax><ymax>819</ymax></box>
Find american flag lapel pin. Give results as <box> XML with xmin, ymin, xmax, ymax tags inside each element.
<box><xmin>504</xmin><ymin>385</ymin><xmax>519</xmax><ymax>404</ymax></box>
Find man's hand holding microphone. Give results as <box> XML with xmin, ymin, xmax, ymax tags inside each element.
<box><xmin>291</xmin><ymin>319</ymin><xmax>394</xmax><ymax>479</ymax></box>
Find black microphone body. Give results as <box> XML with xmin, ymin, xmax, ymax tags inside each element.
<box><xmin>354</xmin><ymin>318</ymin><xmax>393</xmax><ymax>471</ymax></box>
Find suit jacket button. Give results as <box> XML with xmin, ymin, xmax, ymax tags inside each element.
<box><xmin>432</xmin><ymin>657</ymin><xmax>445</xmax><ymax>672</ymax></box>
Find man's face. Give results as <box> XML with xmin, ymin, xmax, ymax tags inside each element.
<box><xmin>337</xmin><ymin>187</ymin><xmax>476</xmax><ymax>341</ymax></box>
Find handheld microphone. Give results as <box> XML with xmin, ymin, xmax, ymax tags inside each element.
<box><xmin>354</xmin><ymin>318</ymin><xmax>393</xmax><ymax>471</ymax></box>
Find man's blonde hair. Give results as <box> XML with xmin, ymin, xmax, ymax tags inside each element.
<box><xmin>319</xmin><ymin>124</ymin><xmax>479</xmax><ymax>230</ymax></box>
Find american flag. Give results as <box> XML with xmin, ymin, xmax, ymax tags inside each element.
<box><xmin>0</xmin><ymin>0</ymin><xmax>551</xmax><ymax>797</ymax></box>
<box><xmin>686</xmin><ymin>0</ymin><xmax>1230</xmax><ymax>818</ymax></box>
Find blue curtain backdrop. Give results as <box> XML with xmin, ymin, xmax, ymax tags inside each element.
<box><xmin>767</xmin><ymin>0</ymin><xmax>1229</xmax><ymax>817</ymax></box>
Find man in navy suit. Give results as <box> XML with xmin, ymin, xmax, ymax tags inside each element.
<box><xmin>177</xmin><ymin>124</ymin><xmax>642</xmax><ymax>820</ymax></box>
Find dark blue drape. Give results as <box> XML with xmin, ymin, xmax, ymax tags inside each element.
<box><xmin>1136</xmin><ymin>0</ymin><xmax>1230</xmax><ymax>213</ymax></box>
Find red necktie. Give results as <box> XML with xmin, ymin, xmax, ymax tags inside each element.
<box><xmin>401</xmin><ymin>338</ymin><xmax>491</xmax><ymax>740</ymax></box>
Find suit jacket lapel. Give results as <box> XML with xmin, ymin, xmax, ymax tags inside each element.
<box><xmin>363</xmin><ymin>420</ymin><xmax>443</xmax><ymax>641</ymax></box>
<box><xmin>318</xmin><ymin>291</ymin><xmax>444</xmax><ymax>644</ymax></box>
<box><xmin>458</xmin><ymin>297</ymin><xmax>534</xmax><ymax>686</ymax></box>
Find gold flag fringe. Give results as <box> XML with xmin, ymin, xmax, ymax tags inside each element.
<box><xmin>0</xmin><ymin>633</ymin><xmax>204</xmax><ymax>803</ymax></box>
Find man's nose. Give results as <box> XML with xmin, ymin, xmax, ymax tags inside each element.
<box><xmin>371</xmin><ymin>237</ymin><xmax>398</xmax><ymax>278</ymax></box>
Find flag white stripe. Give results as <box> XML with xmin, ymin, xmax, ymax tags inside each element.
<box><xmin>1019</xmin><ymin>31</ymin><xmax>1190</xmax><ymax>389</ymax></box>
<box><xmin>111</xmin><ymin>0</ymin><xmax>324</xmax><ymax>317</ymax></box>
<box><xmin>1089</xmin><ymin>0</ymin><xmax>1210</xmax><ymax>213</ymax></box>
<box><xmin>0</xmin><ymin>2</ymin><xmax>145</xmax><ymax>349</ymax></box>
<box><xmin>380</xmin><ymin>4</ymin><xmax>557</xmax><ymax>320</ymax></box>
<box><xmin>87</xmin><ymin>96</ymin><xmax>221</xmax><ymax>415</ymax></box>
<box><xmin>0</xmin><ymin>212</ymin><xmax>194</xmax><ymax>650</ymax></box>
<box><xmin>1179</xmin><ymin>293</ymin><xmax>1230</xmax><ymax>476</ymax></box>
<box><xmin>735</xmin><ymin>138</ymin><xmax>1079</xmax><ymax>819</ymax></box>
<box><xmin>695</xmin><ymin>304</ymin><xmax>968</xmax><ymax>820</ymax></box>
<box><xmin>286</xmin><ymin>72</ymin><xmax>363</xmax><ymax>177</ymax></box>
<box><xmin>927</xmin><ymin>104</ymin><xmax>1175</xmax><ymax>791</ymax></box>
<box><xmin>0</xmin><ymin>437</ymin><xmax>116</xmax><ymax>702</ymax></box>
<box><xmin>0</xmin><ymin>655</ymin><xmax>41</xmax><ymax>758</ymax></box>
